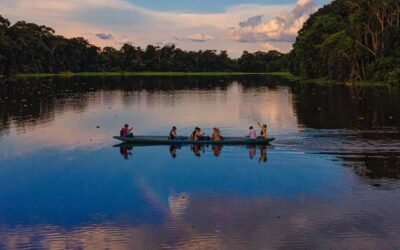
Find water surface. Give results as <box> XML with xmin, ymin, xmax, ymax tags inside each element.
<box><xmin>0</xmin><ymin>76</ymin><xmax>400</xmax><ymax>249</ymax></box>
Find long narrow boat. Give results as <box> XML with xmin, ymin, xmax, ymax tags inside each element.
<box><xmin>113</xmin><ymin>135</ymin><xmax>275</xmax><ymax>145</ymax></box>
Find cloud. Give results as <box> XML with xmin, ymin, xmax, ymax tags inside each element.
<box><xmin>184</xmin><ymin>33</ymin><xmax>215</xmax><ymax>42</ymax></box>
<box><xmin>239</xmin><ymin>15</ymin><xmax>263</xmax><ymax>28</ymax></box>
<box><xmin>155</xmin><ymin>41</ymin><xmax>175</xmax><ymax>47</ymax></box>
<box><xmin>229</xmin><ymin>0</ymin><xmax>317</xmax><ymax>43</ymax></box>
<box><xmin>116</xmin><ymin>35</ymin><xmax>134</xmax><ymax>45</ymax></box>
<box><xmin>261</xmin><ymin>42</ymin><xmax>282</xmax><ymax>52</ymax></box>
<box><xmin>95</xmin><ymin>33</ymin><xmax>114</xmax><ymax>40</ymax></box>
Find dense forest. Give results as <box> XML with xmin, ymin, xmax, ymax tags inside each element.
<box><xmin>0</xmin><ymin>14</ymin><xmax>287</xmax><ymax>75</ymax></box>
<box><xmin>1</xmin><ymin>0</ymin><xmax>400</xmax><ymax>84</ymax></box>
<box><xmin>289</xmin><ymin>0</ymin><xmax>400</xmax><ymax>84</ymax></box>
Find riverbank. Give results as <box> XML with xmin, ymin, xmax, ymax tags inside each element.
<box><xmin>12</xmin><ymin>72</ymin><xmax>272</xmax><ymax>78</ymax></box>
<box><xmin>0</xmin><ymin>71</ymin><xmax>384</xmax><ymax>86</ymax></box>
<box><xmin>266</xmin><ymin>72</ymin><xmax>343</xmax><ymax>85</ymax></box>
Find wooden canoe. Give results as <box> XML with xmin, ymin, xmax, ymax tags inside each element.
<box><xmin>113</xmin><ymin>136</ymin><xmax>275</xmax><ymax>145</ymax></box>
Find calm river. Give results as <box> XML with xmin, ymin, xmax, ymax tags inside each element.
<box><xmin>0</xmin><ymin>76</ymin><xmax>400</xmax><ymax>249</ymax></box>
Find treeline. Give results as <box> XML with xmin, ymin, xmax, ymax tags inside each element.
<box><xmin>289</xmin><ymin>0</ymin><xmax>400</xmax><ymax>84</ymax></box>
<box><xmin>0</xmin><ymin>15</ymin><xmax>287</xmax><ymax>75</ymax></box>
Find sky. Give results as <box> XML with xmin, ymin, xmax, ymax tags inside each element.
<box><xmin>0</xmin><ymin>0</ymin><xmax>330</xmax><ymax>57</ymax></box>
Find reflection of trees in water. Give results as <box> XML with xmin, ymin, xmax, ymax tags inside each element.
<box><xmin>290</xmin><ymin>82</ymin><xmax>400</xmax><ymax>184</ymax></box>
<box><xmin>0</xmin><ymin>75</ymin><xmax>271</xmax><ymax>135</ymax></box>
<box><xmin>291</xmin><ymin>83</ymin><xmax>400</xmax><ymax>128</ymax></box>
<box><xmin>342</xmin><ymin>155</ymin><xmax>400</xmax><ymax>183</ymax></box>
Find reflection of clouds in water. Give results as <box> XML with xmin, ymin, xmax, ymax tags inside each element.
<box><xmin>0</xmin><ymin>224</ymin><xmax>162</xmax><ymax>250</ymax></box>
<box><xmin>1</xmin><ymin>80</ymin><xmax>299</xmax><ymax>155</ymax></box>
<box><xmin>239</xmin><ymin>87</ymin><xmax>297</xmax><ymax>132</ymax></box>
<box><xmin>101</xmin><ymin>82</ymin><xmax>298</xmax><ymax>136</ymax></box>
<box><xmin>0</xmin><ymin>223</ymin><xmax>225</xmax><ymax>250</ymax></box>
<box><xmin>1</xmin><ymin>190</ymin><xmax>400</xmax><ymax>249</ymax></box>
<box><xmin>168</xmin><ymin>193</ymin><xmax>189</xmax><ymax>217</ymax></box>
<box><xmin>1</xmin><ymin>77</ymin><xmax>400</xmax><ymax>249</ymax></box>
<box><xmin>0</xmin><ymin>110</ymin><xmax>110</xmax><ymax>158</ymax></box>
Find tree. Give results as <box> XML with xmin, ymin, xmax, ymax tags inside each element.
<box><xmin>289</xmin><ymin>0</ymin><xmax>400</xmax><ymax>83</ymax></box>
<box><xmin>0</xmin><ymin>14</ymin><xmax>290</xmax><ymax>75</ymax></box>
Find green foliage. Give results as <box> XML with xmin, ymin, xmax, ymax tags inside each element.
<box><xmin>0</xmin><ymin>14</ymin><xmax>288</xmax><ymax>76</ymax></box>
<box><xmin>289</xmin><ymin>0</ymin><xmax>400</xmax><ymax>84</ymax></box>
<box><xmin>238</xmin><ymin>50</ymin><xmax>287</xmax><ymax>72</ymax></box>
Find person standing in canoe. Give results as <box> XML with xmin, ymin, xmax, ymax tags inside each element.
<box><xmin>257</xmin><ymin>122</ymin><xmax>267</xmax><ymax>139</ymax></box>
<box><xmin>120</xmin><ymin>124</ymin><xmax>133</xmax><ymax>137</ymax></box>
<box><xmin>247</xmin><ymin>126</ymin><xmax>257</xmax><ymax>139</ymax></box>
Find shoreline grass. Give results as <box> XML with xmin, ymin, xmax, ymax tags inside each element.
<box><xmin>266</xmin><ymin>71</ymin><xmax>391</xmax><ymax>86</ymax></box>
<box><xmin>265</xmin><ymin>72</ymin><xmax>301</xmax><ymax>81</ymax></box>
<box><xmin>15</xmin><ymin>71</ymin><xmax>271</xmax><ymax>78</ymax></box>
<box><xmin>267</xmin><ymin>71</ymin><xmax>347</xmax><ymax>85</ymax></box>
<box><xmin>6</xmin><ymin>71</ymin><xmax>389</xmax><ymax>86</ymax></box>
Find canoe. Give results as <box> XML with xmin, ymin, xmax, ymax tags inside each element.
<box><xmin>113</xmin><ymin>136</ymin><xmax>275</xmax><ymax>145</ymax></box>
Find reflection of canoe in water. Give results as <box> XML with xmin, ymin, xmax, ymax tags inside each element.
<box><xmin>113</xmin><ymin>136</ymin><xmax>275</xmax><ymax>145</ymax></box>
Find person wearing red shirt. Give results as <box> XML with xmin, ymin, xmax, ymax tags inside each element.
<box><xmin>120</xmin><ymin>124</ymin><xmax>133</xmax><ymax>137</ymax></box>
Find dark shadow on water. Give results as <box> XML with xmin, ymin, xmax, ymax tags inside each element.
<box><xmin>341</xmin><ymin>154</ymin><xmax>400</xmax><ymax>185</ymax></box>
<box><xmin>290</xmin><ymin>83</ymin><xmax>400</xmax><ymax>129</ymax></box>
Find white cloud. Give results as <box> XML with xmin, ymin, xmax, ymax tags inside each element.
<box><xmin>229</xmin><ymin>0</ymin><xmax>317</xmax><ymax>43</ymax></box>
<box><xmin>116</xmin><ymin>35</ymin><xmax>134</xmax><ymax>45</ymax></box>
<box><xmin>155</xmin><ymin>41</ymin><xmax>175</xmax><ymax>47</ymax></box>
<box><xmin>239</xmin><ymin>15</ymin><xmax>264</xmax><ymax>28</ymax></box>
<box><xmin>184</xmin><ymin>33</ymin><xmax>215</xmax><ymax>42</ymax></box>
<box><xmin>261</xmin><ymin>42</ymin><xmax>282</xmax><ymax>52</ymax></box>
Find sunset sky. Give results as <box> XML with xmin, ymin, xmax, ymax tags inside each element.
<box><xmin>1</xmin><ymin>0</ymin><xmax>330</xmax><ymax>57</ymax></box>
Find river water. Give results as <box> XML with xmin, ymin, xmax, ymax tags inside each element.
<box><xmin>0</xmin><ymin>76</ymin><xmax>399</xmax><ymax>249</ymax></box>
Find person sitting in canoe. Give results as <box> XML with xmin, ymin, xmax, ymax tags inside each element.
<box><xmin>169</xmin><ymin>126</ymin><xmax>187</xmax><ymax>141</ymax></box>
<box><xmin>194</xmin><ymin>127</ymin><xmax>203</xmax><ymax>141</ymax></box>
<box><xmin>247</xmin><ymin>126</ymin><xmax>257</xmax><ymax>139</ymax></box>
<box><xmin>169</xmin><ymin>126</ymin><xmax>177</xmax><ymax>140</ymax></box>
<box><xmin>192</xmin><ymin>127</ymin><xmax>210</xmax><ymax>141</ymax></box>
<box><xmin>212</xmin><ymin>127</ymin><xmax>223</xmax><ymax>141</ymax></box>
<box><xmin>257</xmin><ymin>122</ymin><xmax>268</xmax><ymax>139</ymax></box>
<box><xmin>120</xmin><ymin>124</ymin><xmax>133</xmax><ymax>137</ymax></box>
<box><xmin>191</xmin><ymin>127</ymin><xmax>199</xmax><ymax>140</ymax></box>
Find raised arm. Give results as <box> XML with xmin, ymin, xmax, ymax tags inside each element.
<box><xmin>257</xmin><ymin>122</ymin><xmax>263</xmax><ymax>129</ymax></box>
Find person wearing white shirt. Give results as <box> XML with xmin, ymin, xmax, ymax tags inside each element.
<box><xmin>247</xmin><ymin>126</ymin><xmax>257</xmax><ymax>139</ymax></box>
